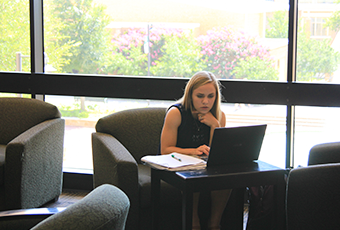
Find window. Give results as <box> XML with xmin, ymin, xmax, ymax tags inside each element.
<box><xmin>297</xmin><ymin>2</ymin><xmax>340</xmax><ymax>83</ymax></box>
<box><xmin>294</xmin><ymin>106</ymin><xmax>340</xmax><ymax>167</ymax></box>
<box><xmin>2</xmin><ymin>0</ymin><xmax>340</xmax><ymax>174</ymax></box>
<box><xmin>311</xmin><ymin>18</ymin><xmax>329</xmax><ymax>37</ymax></box>
<box><xmin>0</xmin><ymin>0</ymin><xmax>30</xmax><ymax>72</ymax></box>
<box><xmin>43</xmin><ymin>0</ymin><xmax>289</xmax><ymax>81</ymax></box>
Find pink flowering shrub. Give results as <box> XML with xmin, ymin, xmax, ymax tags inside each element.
<box><xmin>105</xmin><ymin>26</ymin><xmax>190</xmax><ymax>76</ymax></box>
<box><xmin>105</xmin><ymin>26</ymin><xmax>277</xmax><ymax>79</ymax></box>
<box><xmin>197</xmin><ymin>27</ymin><xmax>274</xmax><ymax>79</ymax></box>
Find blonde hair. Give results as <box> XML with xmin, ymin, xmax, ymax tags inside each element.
<box><xmin>178</xmin><ymin>71</ymin><xmax>223</xmax><ymax>122</ymax></box>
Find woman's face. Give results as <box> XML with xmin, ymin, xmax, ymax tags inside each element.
<box><xmin>191</xmin><ymin>83</ymin><xmax>216</xmax><ymax>114</ymax></box>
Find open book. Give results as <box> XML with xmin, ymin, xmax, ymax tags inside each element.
<box><xmin>141</xmin><ymin>153</ymin><xmax>206</xmax><ymax>171</ymax></box>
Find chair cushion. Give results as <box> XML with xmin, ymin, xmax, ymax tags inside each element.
<box><xmin>0</xmin><ymin>98</ymin><xmax>61</xmax><ymax>145</ymax></box>
<box><xmin>0</xmin><ymin>145</ymin><xmax>5</xmax><ymax>186</ymax></box>
<box><xmin>138</xmin><ymin>164</ymin><xmax>182</xmax><ymax>209</ymax></box>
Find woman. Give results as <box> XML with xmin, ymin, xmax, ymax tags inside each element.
<box><xmin>160</xmin><ymin>71</ymin><xmax>231</xmax><ymax>230</ymax></box>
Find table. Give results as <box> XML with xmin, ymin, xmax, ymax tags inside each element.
<box><xmin>151</xmin><ymin>160</ymin><xmax>288</xmax><ymax>230</ymax></box>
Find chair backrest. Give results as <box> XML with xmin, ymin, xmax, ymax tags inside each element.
<box><xmin>95</xmin><ymin>107</ymin><xmax>166</xmax><ymax>163</ymax></box>
<box><xmin>286</xmin><ymin>163</ymin><xmax>340</xmax><ymax>229</ymax></box>
<box><xmin>308</xmin><ymin>142</ymin><xmax>340</xmax><ymax>166</ymax></box>
<box><xmin>0</xmin><ymin>98</ymin><xmax>61</xmax><ymax>145</ymax></box>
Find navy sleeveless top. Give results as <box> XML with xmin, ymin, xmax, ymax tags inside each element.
<box><xmin>170</xmin><ymin>103</ymin><xmax>210</xmax><ymax>148</ymax></box>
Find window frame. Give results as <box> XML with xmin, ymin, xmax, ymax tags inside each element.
<box><xmin>1</xmin><ymin>0</ymin><xmax>340</xmax><ymax>174</ymax></box>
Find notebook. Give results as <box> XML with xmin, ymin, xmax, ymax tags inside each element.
<box><xmin>206</xmin><ymin>124</ymin><xmax>267</xmax><ymax>167</ymax></box>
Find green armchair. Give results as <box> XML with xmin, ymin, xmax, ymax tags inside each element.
<box><xmin>0</xmin><ymin>184</ymin><xmax>130</xmax><ymax>230</ymax></box>
<box><xmin>286</xmin><ymin>141</ymin><xmax>340</xmax><ymax>229</ymax></box>
<box><xmin>92</xmin><ymin>107</ymin><xmax>182</xmax><ymax>230</ymax></box>
<box><xmin>0</xmin><ymin>98</ymin><xmax>64</xmax><ymax>211</ymax></box>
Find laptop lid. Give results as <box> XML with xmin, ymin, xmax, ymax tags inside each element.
<box><xmin>206</xmin><ymin>124</ymin><xmax>267</xmax><ymax>167</ymax></box>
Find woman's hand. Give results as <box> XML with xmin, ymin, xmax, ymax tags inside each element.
<box><xmin>197</xmin><ymin>112</ymin><xmax>220</xmax><ymax>129</ymax></box>
<box><xmin>192</xmin><ymin>144</ymin><xmax>210</xmax><ymax>155</ymax></box>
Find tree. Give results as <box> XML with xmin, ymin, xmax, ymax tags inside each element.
<box><xmin>267</xmin><ymin>10</ymin><xmax>340</xmax><ymax>82</ymax></box>
<box><xmin>232</xmin><ymin>56</ymin><xmax>279</xmax><ymax>80</ymax></box>
<box><xmin>44</xmin><ymin>0</ymin><xmax>79</xmax><ymax>72</ymax></box>
<box><xmin>0</xmin><ymin>0</ymin><xmax>30</xmax><ymax>72</ymax></box>
<box><xmin>266</xmin><ymin>10</ymin><xmax>288</xmax><ymax>38</ymax></box>
<box><xmin>49</xmin><ymin>0</ymin><xmax>112</xmax><ymax>74</ymax></box>
<box><xmin>149</xmin><ymin>31</ymin><xmax>207</xmax><ymax>77</ymax></box>
<box><xmin>325</xmin><ymin>0</ymin><xmax>340</xmax><ymax>31</ymax></box>
<box><xmin>297</xmin><ymin>32</ymin><xmax>340</xmax><ymax>81</ymax></box>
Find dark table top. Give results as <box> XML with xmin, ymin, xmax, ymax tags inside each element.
<box><xmin>153</xmin><ymin>160</ymin><xmax>288</xmax><ymax>192</ymax></box>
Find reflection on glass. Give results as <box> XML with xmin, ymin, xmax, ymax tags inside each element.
<box><xmin>297</xmin><ymin>0</ymin><xmax>340</xmax><ymax>83</ymax></box>
<box><xmin>46</xmin><ymin>95</ymin><xmax>287</xmax><ymax>171</ymax></box>
<box><xmin>0</xmin><ymin>0</ymin><xmax>30</xmax><ymax>72</ymax></box>
<box><xmin>43</xmin><ymin>0</ymin><xmax>289</xmax><ymax>81</ymax></box>
<box><xmin>294</xmin><ymin>106</ymin><xmax>340</xmax><ymax>167</ymax></box>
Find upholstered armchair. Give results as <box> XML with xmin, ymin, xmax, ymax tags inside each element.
<box><xmin>92</xmin><ymin>107</ymin><xmax>182</xmax><ymax>230</ymax></box>
<box><xmin>0</xmin><ymin>97</ymin><xmax>64</xmax><ymax>211</ymax></box>
<box><xmin>0</xmin><ymin>184</ymin><xmax>130</xmax><ymax>230</ymax></box>
<box><xmin>308</xmin><ymin>141</ymin><xmax>340</xmax><ymax>166</ymax></box>
<box><xmin>286</xmin><ymin>142</ymin><xmax>340</xmax><ymax>229</ymax></box>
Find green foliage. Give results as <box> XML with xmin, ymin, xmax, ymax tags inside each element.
<box><xmin>0</xmin><ymin>0</ymin><xmax>30</xmax><ymax>72</ymax></box>
<box><xmin>232</xmin><ymin>56</ymin><xmax>279</xmax><ymax>80</ymax></box>
<box><xmin>267</xmin><ymin>10</ymin><xmax>340</xmax><ymax>82</ymax></box>
<box><xmin>325</xmin><ymin>0</ymin><xmax>340</xmax><ymax>31</ymax></box>
<box><xmin>59</xmin><ymin>108</ymin><xmax>89</xmax><ymax>118</ymax></box>
<box><xmin>104</xmin><ymin>27</ymin><xmax>205</xmax><ymax>77</ymax></box>
<box><xmin>297</xmin><ymin>32</ymin><xmax>340</xmax><ymax>81</ymax></box>
<box><xmin>104</xmin><ymin>46</ymin><xmax>148</xmax><ymax>76</ymax></box>
<box><xmin>266</xmin><ymin>10</ymin><xmax>288</xmax><ymax>38</ymax></box>
<box><xmin>50</xmin><ymin>0</ymin><xmax>112</xmax><ymax>74</ymax></box>
<box><xmin>59</xmin><ymin>103</ymin><xmax>89</xmax><ymax>118</ymax></box>
<box><xmin>198</xmin><ymin>27</ymin><xmax>272</xmax><ymax>79</ymax></box>
<box><xmin>44</xmin><ymin>0</ymin><xmax>79</xmax><ymax>72</ymax></box>
<box><xmin>150</xmin><ymin>33</ymin><xmax>207</xmax><ymax>77</ymax></box>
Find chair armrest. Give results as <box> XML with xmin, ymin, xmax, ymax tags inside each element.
<box><xmin>31</xmin><ymin>184</ymin><xmax>130</xmax><ymax>230</ymax></box>
<box><xmin>0</xmin><ymin>207</ymin><xmax>66</xmax><ymax>230</ymax></box>
<box><xmin>92</xmin><ymin>132</ymin><xmax>139</xmax><ymax>224</ymax></box>
<box><xmin>5</xmin><ymin>118</ymin><xmax>64</xmax><ymax>210</ymax></box>
<box><xmin>92</xmin><ymin>132</ymin><xmax>138</xmax><ymax>188</ymax></box>
<box><xmin>286</xmin><ymin>163</ymin><xmax>340</xmax><ymax>229</ymax></box>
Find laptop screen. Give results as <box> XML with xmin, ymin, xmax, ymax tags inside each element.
<box><xmin>206</xmin><ymin>124</ymin><xmax>267</xmax><ymax>167</ymax></box>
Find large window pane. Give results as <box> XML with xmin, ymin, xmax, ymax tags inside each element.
<box><xmin>46</xmin><ymin>95</ymin><xmax>286</xmax><ymax>172</ymax></box>
<box><xmin>224</xmin><ymin>104</ymin><xmax>286</xmax><ymax>168</ymax></box>
<box><xmin>0</xmin><ymin>0</ymin><xmax>30</xmax><ymax>72</ymax></box>
<box><xmin>297</xmin><ymin>0</ymin><xmax>340</xmax><ymax>83</ymax></box>
<box><xmin>44</xmin><ymin>0</ymin><xmax>289</xmax><ymax>81</ymax></box>
<box><xmin>294</xmin><ymin>106</ymin><xmax>340</xmax><ymax>167</ymax></box>
<box><xmin>45</xmin><ymin>95</ymin><xmax>173</xmax><ymax>172</ymax></box>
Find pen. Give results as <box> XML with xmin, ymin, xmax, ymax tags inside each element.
<box><xmin>171</xmin><ymin>154</ymin><xmax>182</xmax><ymax>162</ymax></box>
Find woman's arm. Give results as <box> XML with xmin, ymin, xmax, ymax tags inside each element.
<box><xmin>198</xmin><ymin>111</ymin><xmax>226</xmax><ymax>146</ymax></box>
<box><xmin>160</xmin><ymin>107</ymin><xmax>210</xmax><ymax>155</ymax></box>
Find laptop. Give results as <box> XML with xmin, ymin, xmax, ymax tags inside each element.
<box><xmin>206</xmin><ymin>124</ymin><xmax>267</xmax><ymax>167</ymax></box>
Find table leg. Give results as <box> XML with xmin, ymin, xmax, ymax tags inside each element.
<box><xmin>182</xmin><ymin>188</ymin><xmax>193</xmax><ymax>230</ymax></box>
<box><xmin>220</xmin><ymin>188</ymin><xmax>244</xmax><ymax>230</ymax></box>
<box><xmin>151</xmin><ymin>169</ymin><xmax>161</xmax><ymax>230</ymax></box>
<box><xmin>275</xmin><ymin>180</ymin><xmax>286</xmax><ymax>230</ymax></box>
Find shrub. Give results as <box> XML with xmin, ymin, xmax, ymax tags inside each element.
<box><xmin>197</xmin><ymin>27</ymin><xmax>273</xmax><ymax>79</ymax></box>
